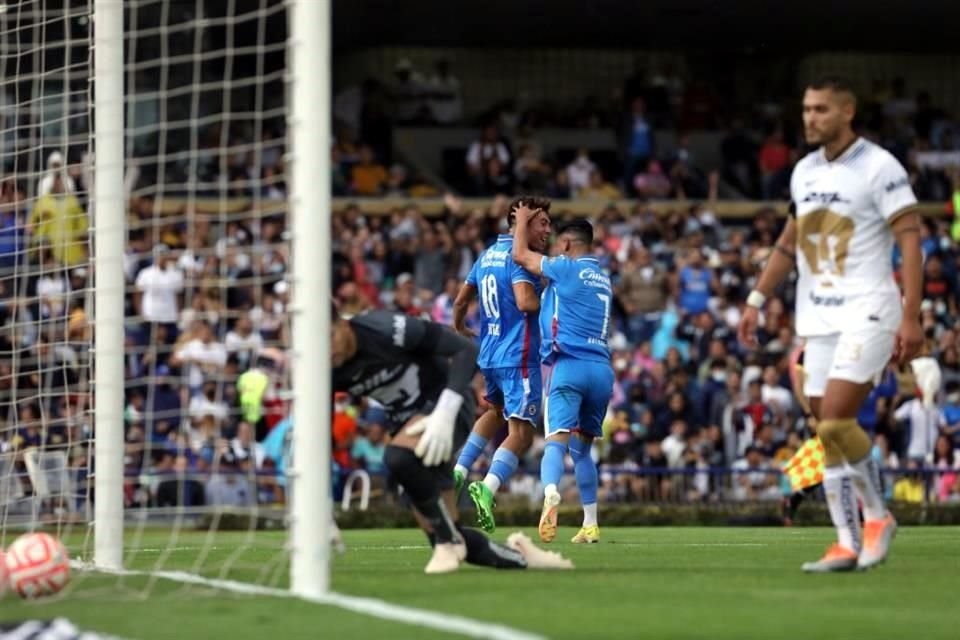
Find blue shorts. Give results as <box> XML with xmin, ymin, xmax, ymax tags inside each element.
<box><xmin>481</xmin><ymin>366</ymin><xmax>542</xmax><ymax>426</ymax></box>
<box><xmin>542</xmin><ymin>357</ymin><xmax>614</xmax><ymax>439</ymax></box>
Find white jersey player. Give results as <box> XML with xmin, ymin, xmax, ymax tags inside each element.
<box><xmin>738</xmin><ymin>77</ymin><xmax>924</xmax><ymax>573</ymax></box>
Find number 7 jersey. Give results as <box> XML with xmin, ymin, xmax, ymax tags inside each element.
<box><xmin>790</xmin><ymin>137</ymin><xmax>918</xmax><ymax>338</ymax></box>
<box><xmin>466</xmin><ymin>234</ymin><xmax>541</xmax><ymax>371</ymax></box>
<box><xmin>539</xmin><ymin>254</ymin><xmax>613</xmax><ymax>365</ymax></box>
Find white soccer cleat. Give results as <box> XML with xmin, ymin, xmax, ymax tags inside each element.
<box><xmin>506</xmin><ymin>532</ymin><xmax>574</xmax><ymax>570</ymax></box>
<box><xmin>858</xmin><ymin>513</ymin><xmax>897</xmax><ymax>570</ymax></box>
<box><xmin>424</xmin><ymin>542</ymin><xmax>466</xmax><ymax>575</ymax></box>
<box><xmin>801</xmin><ymin>543</ymin><xmax>858</xmax><ymax>573</ymax></box>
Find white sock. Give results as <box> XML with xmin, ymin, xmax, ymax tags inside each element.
<box><xmin>846</xmin><ymin>455</ymin><xmax>887</xmax><ymax>521</ymax></box>
<box><xmin>454</xmin><ymin>464</ymin><xmax>469</xmax><ymax>478</ymax></box>
<box><xmin>483</xmin><ymin>474</ymin><xmax>501</xmax><ymax>494</ymax></box>
<box><xmin>582</xmin><ymin>503</ymin><xmax>598</xmax><ymax>527</ymax></box>
<box><xmin>823</xmin><ymin>466</ymin><xmax>861</xmax><ymax>552</ymax></box>
<box><xmin>544</xmin><ymin>483</ymin><xmax>559</xmax><ymax>500</ymax></box>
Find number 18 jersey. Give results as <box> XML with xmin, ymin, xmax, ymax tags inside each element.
<box><xmin>539</xmin><ymin>254</ymin><xmax>612</xmax><ymax>365</ymax></box>
<box><xmin>466</xmin><ymin>234</ymin><xmax>541</xmax><ymax>371</ymax></box>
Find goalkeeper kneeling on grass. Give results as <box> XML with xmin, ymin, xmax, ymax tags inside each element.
<box><xmin>331</xmin><ymin>303</ymin><xmax>572</xmax><ymax>574</ymax></box>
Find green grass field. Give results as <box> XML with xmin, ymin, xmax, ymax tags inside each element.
<box><xmin>2</xmin><ymin>527</ymin><xmax>958</xmax><ymax>639</ymax></box>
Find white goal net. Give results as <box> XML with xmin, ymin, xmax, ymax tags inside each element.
<box><xmin>1</xmin><ymin>0</ymin><xmax>331</xmax><ymax>600</ymax></box>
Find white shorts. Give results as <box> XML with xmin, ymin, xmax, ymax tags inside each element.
<box><xmin>802</xmin><ymin>329</ymin><xmax>895</xmax><ymax>398</ymax></box>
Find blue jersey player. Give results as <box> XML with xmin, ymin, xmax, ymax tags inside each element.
<box><xmin>513</xmin><ymin>204</ymin><xmax>613</xmax><ymax>544</ymax></box>
<box><xmin>451</xmin><ymin>196</ymin><xmax>553</xmax><ymax>533</ymax></box>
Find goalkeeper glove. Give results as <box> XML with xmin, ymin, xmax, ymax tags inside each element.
<box><xmin>406</xmin><ymin>389</ymin><xmax>464</xmax><ymax>467</ymax></box>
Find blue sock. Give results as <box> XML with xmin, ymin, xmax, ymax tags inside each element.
<box><xmin>569</xmin><ymin>438</ymin><xmax>598</xmax><ymax>507</ymax></box>
<box><xmin>487</xmin><ymin>448</ymin><xmax>519</xmax><ymax>491</ymax></box>
<box><xmin>455</xmin><ymin>432</ymin><xmax>488</xmax><ymax>473</ymax></box>
<box><xmin>540</xmin><ymin>441</ymin><xmax>567</xmax><ymax>488</ymax></box>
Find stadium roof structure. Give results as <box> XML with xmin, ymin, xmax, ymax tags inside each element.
<box><xmin>332</xmin><ymin>0</ymin><xmax>959</xmax><ymax>53</ymax></box>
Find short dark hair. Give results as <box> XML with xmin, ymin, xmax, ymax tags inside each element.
<box><xmin>507</xmin><ymin>195</ymin><xmax>551</xmax><ymax>228</ymax></box>
<box><xmin>556</xmin><ymin>218</ymin><xmax>593</xmax><ymax>245</ymax></box>
<box><xmin>806</xmin><ymin>75</ymin><xmax>857</xmax><ymax>104</ymax></box>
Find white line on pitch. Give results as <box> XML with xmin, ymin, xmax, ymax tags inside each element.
<box><xmin>609</xmin><ymin>542</ymin><xmax>770</xmax><ymax>547</ymax></box>
<box><xmin>71</xmin><ymin>561</ymin><xmax>545</xmax><ymax>640</ymax></box>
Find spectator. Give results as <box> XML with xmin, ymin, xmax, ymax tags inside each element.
<box><xmin>466</xmin><ymin>124</ymin><xmax>510</xmax><ymax>195</ymax></box>
<box><xmin>892</xmin><ymin>460</ymin><xmax>925</xmax><ymax>503</ymax></box>
<box><xmin>513</xmin><ymin>144</ymin><xmax>550</xmax><ymax>192</ymax></box>
<box><xmin>431</xmin><ymin>277</ymin><xmax>460</xmax><ymax>325</ymax></box>
<box><xmin>566</xmin><ymin>149</ymin><xmax>597</xmax><ymax>193</ymax></box>
<box><xmin>720</xmin><ymin>118</ymin><xmax>758</xmax><ymax>198</ymax></box>
<box><xmin>760</xmin><ymin>365</ymin><xmax>793</xmax><ymax>423</ymax></box>
<box><xmin>351</xmin><ymin>408</ymin><xmax>388</xmax><ymax>476</ymax></box>
<box><xmin>390</xmin><ymin>58</ymin><xmax>429</xmax><ymax>123</ymax></box>
<box><xmin>661</xmin><ymin>419</ymin><xmax>689</xmax><ymax>468</ymax></box>
<box><xmin>578</xmin><ymin>169</ymin><xmax>622</xmax><ymax>200</ymax></box>
<box><xmin>28</xmin><ymin>171</ymin><xmax>88</xmax><ymax>266</ymax></box>
<box><xmin>236</xmin><ymin>354</ymin><xmax>281</xmax><ymax>440</ymax></box>
<box><xmin>170</xmin><ymin>321</ymin><xmax>227</xmax><ymax>396</ymax></box>
<box><xmin>188</xmin><ymin>380</ymin><xmax>229</xmax><ymax>426</ymax></box>
<box><xmin>632</xmin><ymin>160</ymin><xmax>672</xmax><ymax>199</ymax></box>
<box><xmin>225</xmin><ymin>315</ymin><xmax>263</xmax><ymax>371</ymax></box>
<box><xmin>135</xmin><ymin>244</ymin><xmax>184</xmax><ymax>339</ymax></box>
<box><xmin>621</xmin><ymin>97</ymin><xmax>654</xmax><ymax>194</ymax></box>
<box><xmin>616</xmin><ymin>247</ymin><xmax>668</xmax><ymax>344</ymax></box>
<box><xmin>230</xmin><ymin>421</ymin><xmax>265</xmax><ymax>471</ymax></box>
<box><xmin>36</xmin><ymin>151</ymin><xmax>76</xmax><ymax>196</ymax></box>
<box><xmin>35</xmin><ymin>261</ymin><xmax>69</xmax><ymax>320</ymax></box>
<box><xmin>859</xmin><ymin>365</ymin><xmax>899</xmax><ymax>435</ymax></box>
<box><xmin>894</xmin><ymin>392</ymin><xmax>945</xmax><ymax>464</ymax></box>
<box><xmin>758</xmin><ymin>126</ymin><xmax>791</xmax><ymax>199</ymax></box>
<box><xmin>205</xmin><ymin>447</ymin><xmax>255</xmax><ymax>507</ymax></box>
<box><xmin>732</xmin><ymin>445</ymin><xmax>779</xmax><ymax>500</ymax></box>
<box><xmin>673</xmin><ymin>248</ymin><xmax>714</xmax><ymax>317</ymax></box>
<box><xmin>350</xmin><ymin>145</ymin><xmax>388</xmax><ymax>196</ymax></box>
<box><xmin>413</xmin><ymin>227</ymin><xmax>450</xmax><ymax>296</ymax></box>
<box><xmin>735</xmin><ymin>378</ymin><xmax>776</xmax><ymax>454</ymax></box>
<box><xmin>332</xmin><ymin>392</ymin><xmax>357</xmax><ymax>470</ymax></box>
<box><xmin>942</xmin><ymin>381</ymin><xmax>960</xmax><ymax>448</ymax></box>
<box><xmin>426</xmin><ymin>59</ymin><xmax>462</xmax><ymax>124</ymax></box>
<box><xmin>0</xmin><ymin>181</ymin><xmax>26</xmax><ymax>271</ymax></box>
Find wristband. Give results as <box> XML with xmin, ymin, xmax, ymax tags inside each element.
<box><xmin>746</xmin><ymin>290</ymin><xmax>767</xmax><ymax>309</ymax></box>
<box><xmin>435</xmin><ymin>389</ymin><xmax>465</xmax><ymax>416</ymax></box>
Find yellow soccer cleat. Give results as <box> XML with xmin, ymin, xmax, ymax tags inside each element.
<box><xmin>538</xmin><ymin>491</ymin><xmax>562</xmax><ymax>543</ymax></box>
<box><xmin>571</xmin><ymin>525</ymin><xmax>600</xmax><ymax>544</ymax></box>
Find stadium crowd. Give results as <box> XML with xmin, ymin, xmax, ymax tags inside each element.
<box><xmin>333</xmin><ymin>64</ymin><xmax>960</xmax><ymax>204</ymax></box>
<box><xmin>1</xmin><ymin>66</ymin><xmax>960</xmax><ymax>512</ymax></box>
<box><xmin>2</xmin><ymin>153</ymin><xmax>960</xmax><ymax>512</ymax></box>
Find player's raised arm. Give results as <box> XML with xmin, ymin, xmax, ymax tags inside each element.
<box><xmin>511</xmin><ymin>203</ymin><xmax>546</xmax><ymax>276</ymax></box>
<box><xmin>890</xmin><ymin>210</ymin><xmax>924</xmax><ymax>363</ymax></box>
<box><xmin>737</xmin><ymin>215</ymin><xmax>797</xmax><ymax>348</ymax></box>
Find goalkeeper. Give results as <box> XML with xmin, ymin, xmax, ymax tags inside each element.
<box><xmin>331</xmin><ymin>304</ymin><xmax>571</xmax><ymax>574</ymax></box>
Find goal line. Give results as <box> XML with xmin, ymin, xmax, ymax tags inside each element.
<box><xmin>69</xmin><ymin>561</ymin><xmax>546</xmax><ymax>640</ymax></box>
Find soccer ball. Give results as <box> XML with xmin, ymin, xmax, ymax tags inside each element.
<box><xmin>4</xmin><ymin>532</ymin><xmax>70</xmax><ymax>599</ymax></box>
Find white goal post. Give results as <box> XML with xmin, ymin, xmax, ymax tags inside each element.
<box><xmin>84</xmin><ymin>0</ymin><xmax>334</xmax><ymax>593</ymax></box>
<box><xmin>287</xmin><ymin>0</ymin><xmax>332</xmax><ymax>598</ymax></box>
